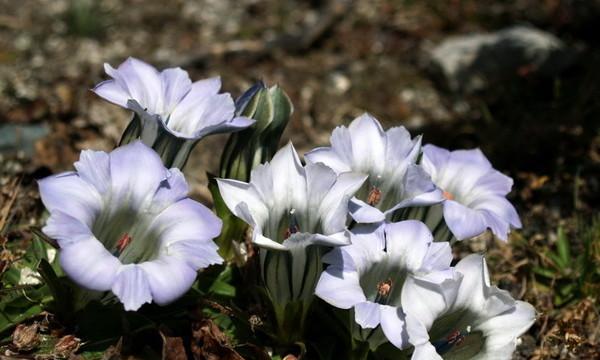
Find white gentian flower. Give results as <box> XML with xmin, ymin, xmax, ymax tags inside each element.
<box><xmin>404</xmin><ymin>254</ymin><xmax>536</xmax><ymax>359</ymax></box>
<box><xmin>305</xmin><ymin>113</ymin><xmax>443</xmax><ymax>224</ymax></box>
<box><xmin>315</xmin><ymin>221</ymin><xmax>458</xmax><ymax>350</ymax></box>
<box><xmin>217</xmin><ymin>142</ymin><xmax>367</xmax><ymax>342</ymax></box>
<box><xmin>39</xmin><ymin>141</ymin><xmax>223</xmax><ymax>311</ymax></box>
<box><xmin>93</xmin><ymin>57</ymin><xmax>254</xmax><ymax>168</ymax></box>
<box><xmin>420</xmin><ymin>145</ymin><xmax>522</xmax><ymax>241</ymax></box>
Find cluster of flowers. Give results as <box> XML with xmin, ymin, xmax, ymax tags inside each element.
<box><xmin>38</xmin><ymin>58</ymin><xmax>535</xmax><ymax>359</ymax></box>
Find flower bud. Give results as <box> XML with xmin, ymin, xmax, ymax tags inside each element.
<box><xmin>219</xmin><ymin>82</ymin><xmax>293</xmax><ymax>181</ymax></box>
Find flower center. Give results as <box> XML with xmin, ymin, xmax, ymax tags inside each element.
<box><xmin>283</xmin><ymin>208</ymin><xmax>300</xmax><ymax>239</ymax></box>
<box><xmin>358</xmin><ymin>256</ymin><xmax>406</xmax><ymax>307</ymax></box>
<box><xmin>374</xmin><ymin>279</ymin><xmax>392</xmax><ymax>304</ymax></box>
<box><xmin>115</xmin><ymin>233</ymin><xmax>133</xmax><ymax>255</ymax></box>
<box><xmin>442</xmin><ymin>190</ymin><xmax>455</xmax><ymax>201</ymax></box>
<box><xmin>367</xmin><ymin>186</ymin><xmax>382</xmax><ymax>206</ymax></box>
<box><xmin>92</xmin><ymin>205</ymin><xmax>162</xmax><ymax>265</ymax></box>
<box><xmin>429</xmin><ymin>310</ymin><xmax>484</xmax><ymax>359</ymax></box>
<box><xmin>432</xmin><ymin>326</ymin><xmax>470</xmax><ymax>355</ymax></box>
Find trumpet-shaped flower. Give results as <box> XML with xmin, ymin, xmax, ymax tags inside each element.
<box><xmin>93</xmin><ymin>57</ymin><xmax>254</xmax><ymax>168</ymax></box>
<box><xmin>404</xmin><ymin>254</ymin><xmax>535</xmax><ymax>359</ymax></box>
<box><xmin>421</xmin><ymin>145</ymin><xmax>522</xmax><ymax>241</ymax></box>
<box><xmin>315</xmin><ymin>221</ymin><xmax>457</xmax><ymax>349</ymax></box>
<box><xmin>217</xmin><ymin>143</ymin><xmax>367</xmax><ymax>342</ymax></box>
<box><xmin>217</xmin><ymin>142</ymin><xmax>367</xmax><ymax>251</ymax></box>
<box><xmin>38</xmin><ymin>141</ymin><xmax>223</xmax><ymax>311</ymax></box>
<box><xmin>305</xmin><ymin>113</ymin><xmax>443</xmax><ymax>224</ymax></box>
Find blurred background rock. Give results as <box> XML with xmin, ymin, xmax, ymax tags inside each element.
<box><xmin>1</xmin><ymin>1</ymin><xmax>599</xmax><ymax>358</ymax></box>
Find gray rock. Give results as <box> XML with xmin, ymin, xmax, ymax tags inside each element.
<box><xmin>428</xmin><ymin>25</ymin><xmax>576</xmax><ymax>94</ymax></box>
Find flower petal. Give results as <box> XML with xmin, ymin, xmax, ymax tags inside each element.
<box><xmin>348</xmin><ymin>198</ymin><xmax>386</xmax><ymax>223</ymax></box>
<box><xmin>268</xmin><ymin>143</ymin><xmax>307</xmax><ymax>215</ymax></box>
<box><xmin>111</xmin><ymin>264</ymin><xmax>153</xmax><ymax>311</ymax></box>
<box><xmin>74</xmin><ymin>149</ymin><xmax>111</xmax><ymax>194</ymax></box>
<box><xmin>443</xmin><ymin>200</ymin><xmax>488</xmax><ymax>240</ymax></box>
<box><xmin>315</xmin><ymin>267</ymin><xmax>365</xmax><ymax>309</ymax></box>
<box><xmin>152</xmin><ymin>168</ymin><xmax>189</xmax><ymax>211</ymax></box>
<box><xmin>38</xmin><ymin>172</ymin><xmax>101</xmax><ymax>227</ymax></box>
<box><xmin>167</xmin><ymin>239</ymin><xmax>223</xmax><ymax>270</ymax></box>
<box><xmin>319</xmin><ymin>172</ymin><xmax>367</xmax><ymax>233</ymax></box>
<box><xmin>379</xmin><ymin>305</ymin><xmax>408</xmax><ymax>349</ymax></box>
<box><xmin>92</xmin><ymin>79</ymin><xmax>130</xmax><ymax>108</ymax></box>
<box><xmin>140</xmin><ymin>257</ymin><xmax>198</xmax><ymax>305</ymax></box>
<box><xmin>384</xmin><ymin>220</ymin><xmax>433</xmax><ymax>272</ymax></box>
<box><xmin>106</xmin><ymin>58</ymin><xmax>163</xmax><ymax>114</ymax></box>
<box><xmin>216</xmin><ymin>178</ymin><xmax>269</xmax><ymax>228</ymax></box>
<box><xmin>348</xmin><ymin>113</ymin><xmax>387</xmax><ymax>175</ymax></box>
<box><xmin>152</xmin><ymin>198</ymin><xmax>222</xmax><ymax>244</ymax></box>
<box><xmin>60</xmin><ymin>237</ymin><xmax>121</xmax><ymax>291</ymax></box>
<box><xmin>43</xmin><ymin>210</ymin><xmax>92</xmax><ymax>247</ymax></box>
<box><xmin>160</xmin><ymin>67</ymin><xmax>192</xmax><ymax>114</ymax></box>
<box><xmin>354</xmin><ymin>301</ymin><xmax>381</xmax><ymax>329</ymax></box>
<box><xmin>109</xmin><ymin>141</ymin><xmax>168</xmax><ymax>210</ymax></box>
<box><xmin>477</xmin><ymin>301</ymin><xmax>536</xmax><ymax>350</ymax></box>
<box><xmin>411</xmin><ymin>343</ymin><xmax>443</xmax><ymax>360</ymax></box>
<box><xmin>304</xmin><ymin>147</ymin><xmax>351</xmax><ymax>173</ymax></box>
<box><xmin>421</xmin><ymin>144</ymin><xmax>450</xmax><ymax>179</ymax></box>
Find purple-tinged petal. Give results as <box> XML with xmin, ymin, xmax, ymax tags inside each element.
<box><xmin>473</xmin><ymin>196</ymin><xmax>522</xmax><ymax>229</ymax></box>
<box><xmin>477</xmin><ymin>301</ymin><xmax>536</xmax><ymax>350</ymax></box>
<box><xmin>152</xmin><ymin>168</ymin><xmax>189</xmax><ymax>210</ymax></box>
<box><xmin>354</xmin><ymin>301</ymin><xmax>381</xmax><ymax>329</ymax></box>
<box><xmin>60</xmin><ymin>237</ymin><xmax>121</xmax><ymax>292</ymax></box>
<box><xmin>402</xmin><ymin>276</ymin><xmax>455</xmax><ymax>336</ymax></box>
<box><xmin>153</xmin><ymin>198</ymin><xmax>222</xmax><ymax>244</ymax></box>
<box><xmin>74</xmin><ymin>149</ymin><xmax>111</xmax><ymax>194</ymax></box>
<box><xmin>109</xmin><ymin>141</ymin><xmax>168</xmax><ymax>209</ymax></box>
<box><xmin>107</xmin><ymin>58</ymin><xmax>163</xmax><ymax>114</ymax></box>
<box><xmin>112</xmin><ymin>264</ymin><xmax>153</xmax><ymax>311</ymax></box>
<box><xmin>202</xmin><ymin>116</ymin><xmax>255</xmax><ymax>135</ymax></box>
<box><xmin>349</xmin><ymin>198</ymin><xmax>385</xmax><ymax>223</ymax></box>
<box><xmin>38</xmin><ymin>172</ymin><xmax>101</xmax><ymax>227</ymax></box>
<box><xmin>411</xmin><ymin>343</ymin><xmax>443</xmax><ymax>360</ymax></box>
<box><xmin>472</xmin><ymin>170</ymin><xmax>514</xmax><ymax>197</ymax></box>
<box><xmin>140</xmin><ymin>257</ymin><xmax>198</xmax><ymax>305</ymax></box>
<box><xmin>379</xmin><ymin>305</ymin><xmax>408</xmax><ymax>349</ymax></box>
<box><xmin>329</xmin><ymin>126</ymin><xmax>354</xmax><ymax>168</ymax></box>
<box><xmin>385</xmin><ymin>126</ymin><xmax>415</xmax><ymax>168</ymax></box>
<box><xmin>421</xmin><ymin>242</ymin><xmax>453</xmax><ymax>272</ymax></box>
<box><xmin>385</xmin><ymin>220</ymin><xmax>433</xmax><ymax>272</ymax></box>
<box><xmin>92</xmin><ymin>80</ymin><xmax>130</xmax><ymax>108</ymax></box>
<box><xmin>160</xmin><ymin>67</ymin><xmax>192</xmax><ymax>114</ymax></box>
<box><xmin>315</xmin><ymin>267</ymin><xmax>365</xmax><ymax>309</ymax></box>
<box><xmin>167</xmin><ymin>239</ymin><xmax>223</xmax><ymax>270</ymax></box>
<box><xmin>443</xmin><ymin>200</ymin><xmax>488</xmax><ymax>240</ymax></box>
<box><xmin>43</xmin><ymin>210</ymin><xmax>91</xmax><ymax>247</ymax></box>
<box><xmin>421</xmin><ymin>144</ymin><xmax>451</xmax><ymax>177</ymax></box>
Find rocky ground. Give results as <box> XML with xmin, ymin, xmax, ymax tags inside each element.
<box><xmin>1</xmin><ymin>0</ymin><xmax>599</xmax><ymax>359</ymax></box>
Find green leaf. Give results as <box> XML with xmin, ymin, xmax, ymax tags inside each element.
<box><xmin>556</xmin><ymin>226</ymin><xmax>571</xmax><ymax>266</ymax></box>
<box><xmin>532</xmin><ymin>266</ymin><xmax>556</xmax><ymax>278</ymax></box>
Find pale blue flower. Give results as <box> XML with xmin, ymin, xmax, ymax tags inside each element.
<box><xmin>38</xmin><ymin>141</ymin><xmax>223</xmax><ymax>311</ymax></box>
<box><xmin>421</xmin><ymin>145</ymin><xmax>522</xmax><ymax>241</ymax></box>
<box><xmin>315</xmin><ymin>221</ymin><xmax>457</xmax><ymax>349</ymax></box>
<box><xmin>93</xmin><ymin>57</ymin><xmax>254</xmax><ymax>168</ymax></box>
<box><xmin>305</xmin><ymin>113</ymin><xmax>443</xmax><ymax>224</ymax></box>
<box><xmin>404</xmin><ymin>254</ymin><xmax>535</xmax><ymax>359</ymax></box>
